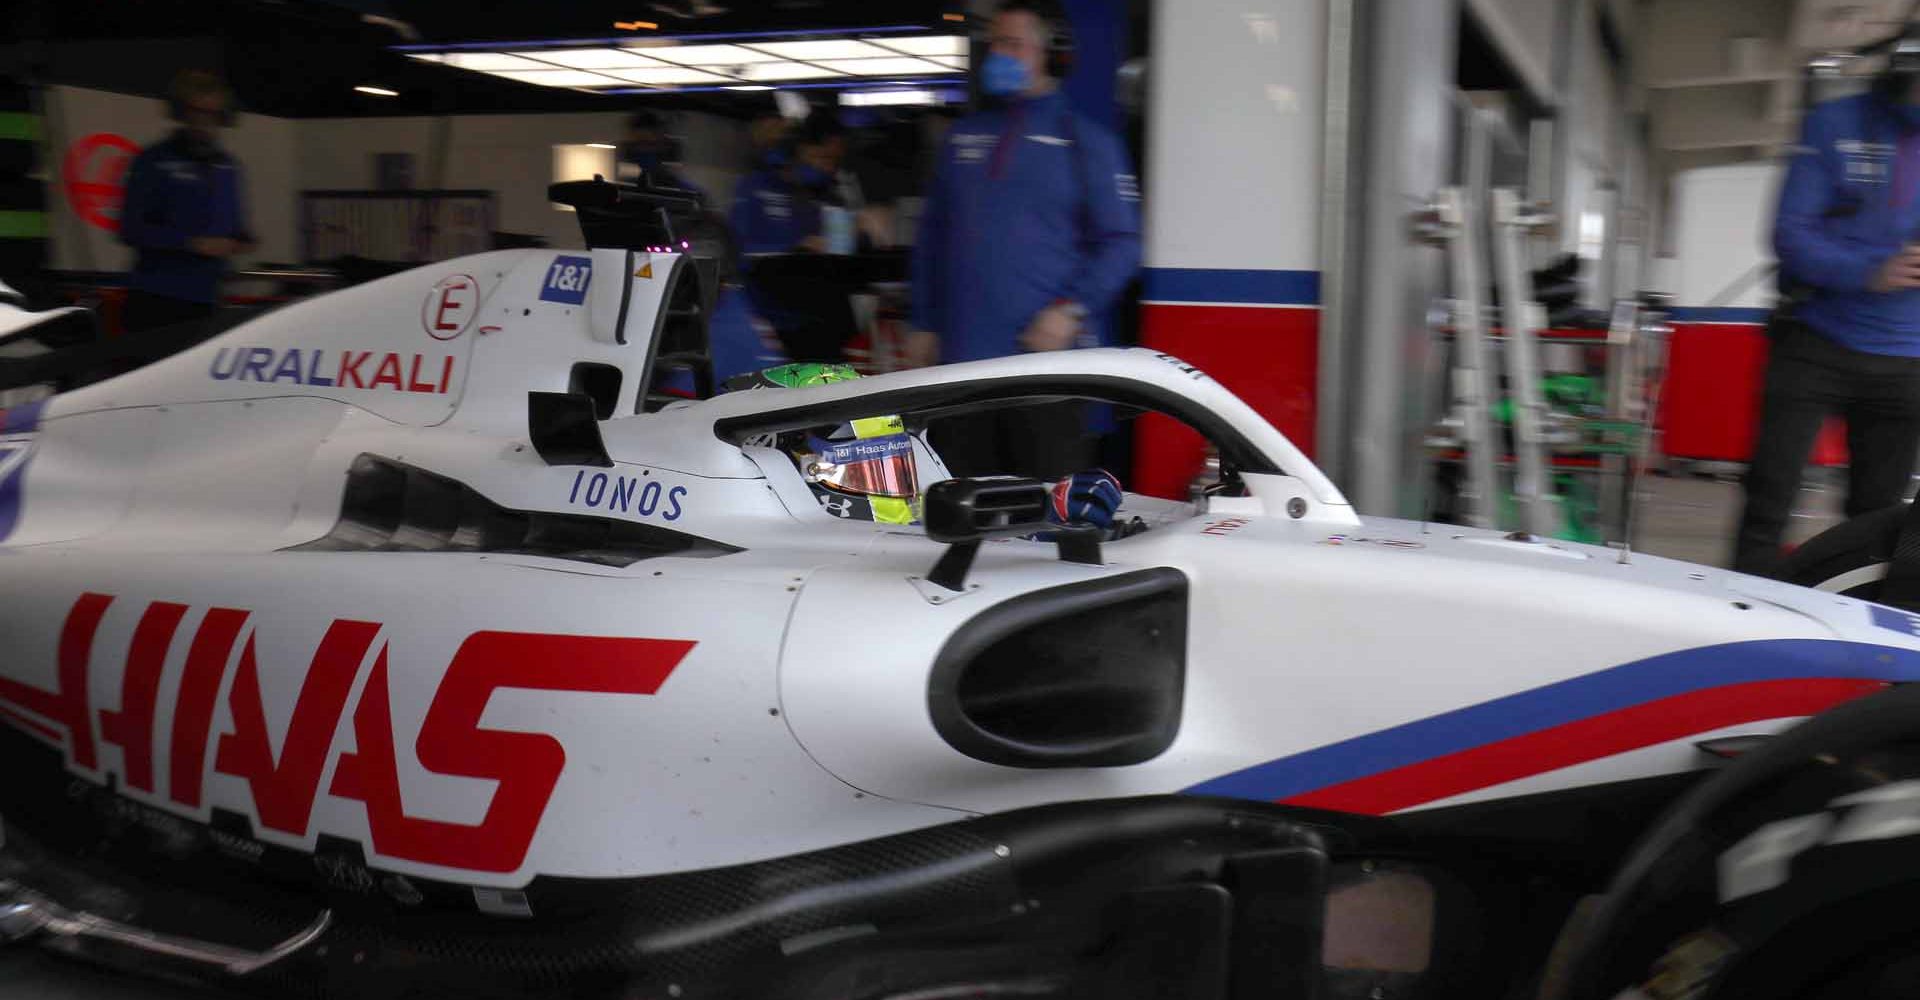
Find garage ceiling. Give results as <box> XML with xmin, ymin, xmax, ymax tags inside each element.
<box><xmin>1645</xmin><ymin>0</ymin><xmax>1914</xmax><ymax>159</ymax></box>
<box><xmin>2</xmin><ymin>0</ymin><xmax>963</xmax><ymax>118</ymax></box>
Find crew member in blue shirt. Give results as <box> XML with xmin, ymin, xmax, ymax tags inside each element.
<box><xmin>1736</xmin><ymin>37</ymin><xmax>1920</xmax><ymax>574</ymax></box>
<box><xmin>619</xmin><ymin>110</ymin><xmax>707</xmax><ymax>205</ymax></box>
<box><xmin>906</xmin><ymin>0</ymin><xmax>1141</xmax><ymax>479</ymax></box>
<box><xmin>728</xmin><ymin>113</ymin><xmax>847</xmax><ymax>360</ymax></box>
<box><xmin>118</xmin><ymin>70</ymin><xmax>253</xmax><ymax>333</ymax></box>
<box><xmin>727</xmin><ymin>112</ymin><xmax>842</xmax><ymax>258</ymax></box>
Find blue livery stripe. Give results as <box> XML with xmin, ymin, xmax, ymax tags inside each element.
<box><xmin>1142</xmin><ymin>268</ymin><xmax>1319</xmax><ymax>306</ymax></box>
<box><xmin>1667</xmin><ymin>306</ymin><xmax>1771</xmax><ymax>324</ymax></box>
<box><xmin>1</xmin><ymin>399</ymin><xmax>44</xmax><ymax>435</ymax></box>
<box><xmin>0</xmin><ymin>398</ymin><xmax>45</xmax><ymax>542</ymax></box>
<box><xmin>1184</xmin><ymin>638</ymin><xmax>1920</xmax><ymax>802</ymax></box>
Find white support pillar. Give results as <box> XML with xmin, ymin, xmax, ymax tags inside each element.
<box><xmin>1343</xmin><ymin>0</ymin><xmax>1460</xmax><ymax>517</ymax></box>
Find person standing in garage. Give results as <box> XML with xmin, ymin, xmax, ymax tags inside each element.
<box><xmin>118</xmin><ymin>69</ymin><xmax>254</xmax><ymax>333</ymax></box>
<box><xmin>619</xmin><ymin>110</ymin><xmax>706</xmax><ymax>205</ymax></box>
<box><xmin>1735</xmin><ymin>38</ymin><xmax>1920</xmax><ymax>576</ymax></box>
<box><xmin>906</xmin><ymin>0</ymin><xmax>1141</xmax><ymax>480</ymax></box>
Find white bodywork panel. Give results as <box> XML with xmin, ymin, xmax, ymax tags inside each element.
<box><xmin>3</xmin><ymin>248</ymin><xmax>1919</xmax><ymax>891</ymax></box>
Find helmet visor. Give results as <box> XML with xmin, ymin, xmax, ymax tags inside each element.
<box><xmin>806</xmin><ymin>433</ymin><xmax>918</xmax><ymax>499</ymax></box>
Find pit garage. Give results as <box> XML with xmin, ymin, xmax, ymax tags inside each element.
<box><xmin>5</xmin><ymin>2</ymin><xmax>1920</xmax><ymax>998</ymax></box>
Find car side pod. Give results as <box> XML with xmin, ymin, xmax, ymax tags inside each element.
<box><xmin>922</xmin><ymin>477</ymin><xmax>1101</xmax><ymax>591</ymax></box>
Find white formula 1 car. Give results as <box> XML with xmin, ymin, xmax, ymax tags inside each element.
<box><xmin>3</xmin><ymin>182</ymin><xmax>1920</xmax><ymax>1000</ymax></box>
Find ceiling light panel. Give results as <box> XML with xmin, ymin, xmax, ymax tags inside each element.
<box><xmin>493</xmin><ymin>69</ymin><xmax>625</xmax><ymax>87</ymax></box>
<box><xmin>752</xmin><ymin>39</ymin><xmax>893</xmax><ymax>60</ymax></box>
<box><xmin>443</xmin><ymin>52</ymin><xmax>550</xmax><ymax>72</ymax></box>
<box><xmin>741</xmin><ymin>62</ymin><xmax>845</xmax><ymax>81</ymax></box>
<box><xmin>636</xmin><ymin>43</ymin><xmax>786</xmax><ymax>65</ymax></box>
<box><xmin>601</xmin><ymin>67</ymin><xmax>733</xmax><ymax>84</ymax></box>
<box><xmin>873</xmin><ymin>35</ymin><xmax>967</xmax><ymax>57</ymax></box>
<box><xmin>530</xmin><ymin>48</ymin><xmax>666</xmax><ymax>69</ymax></box>
<box><xmin>817</xmin><ymin>57</ymin><xmax>950</xmax><ymax>76</ymax></box>
<box><xmin>928</xmin><ymin>55</ymin><xmax>967</xmax><ymax>69</ymax></box>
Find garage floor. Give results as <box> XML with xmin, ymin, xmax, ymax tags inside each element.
<box><xmin>1632</xmin><ymin>466</ymin><xmax>1848</xmax><ymax>567</ymax></box>
<box><xmin>0</xmin><ymin>466</ymin><xmax>1867</xmax><ymax>997</ymax></box>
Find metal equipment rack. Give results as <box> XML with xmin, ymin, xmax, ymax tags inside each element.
<box><xmin>1423</xmin><ymin>184</ymin><xmax>1671</xmax><ymax>546</ymax></box>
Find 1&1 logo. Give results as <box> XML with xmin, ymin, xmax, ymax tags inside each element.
<box><xmin>541</xmin><ymin>255</ymin><xmax>593</xmax><ymax>305</ymax></box>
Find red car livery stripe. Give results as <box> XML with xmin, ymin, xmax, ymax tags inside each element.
<box><xmin>1283</xmin><ymin>677</ymin><xmax>1887</xmax><ymax>814</ymax></box>
<box><xmin>1186</xmin><ymin>638</ymin><xmax>1920</xmax><ymax>813</ymax></box>
<box><xmin>0</xmin><ymin>592</ymin><xmax>695</xmax><ymax>873</ymax></box>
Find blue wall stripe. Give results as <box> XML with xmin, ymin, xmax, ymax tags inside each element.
<box><xmin>1142</xmin><ymin>268</ymin><xmax>1320</xmax><ymax>306</ymax></box>
<box><xmin>1667</xmin><ymin>306</ymin><xmax>1771</xmax><ymax>324</ymax></box>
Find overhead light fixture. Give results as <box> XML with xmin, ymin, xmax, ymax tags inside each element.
<box><xmin>741</xmin><ymin>61</ymin><xmax>844</xmax><ymax>81</ymax></box>
<box><xmin>873</xmin><ymin>35</ymin><xmax>967</xmax><ymax>57</ymax></box>
<box><xmin>754</xmin><ymin>39</ymin><xmax>891</xmax><ymax>61</ymax></box>
<box><xmin>840</xmin><ymin>89</ymin><xmax>940</xmax><ymax>107</ymax></box>
<box><xmin>586</xmin><ymin>142</ymin><xmax>618</xmax><ymax>148</ymax></box>
<box><xmin>406</xmin><ymin>53</ymin><xmax>445</xmax><ymax>63</ymax></box>
<box><xmin>928</xmin><ymin>55</ymin><xmax>966</xmax><ymax>70</ymax></box>
<box><xmin>602</xmin><ymin>67</ymin><xmax>731</xmax><ymax>85</ymax></box>
<box><xmin>494</xmin><ymin>69</ymin><xmax>625</xmax><ymax>87</ymax></box>
<box><xmin>444</xmin><ymin>52</ymin><xmax>550</xmax><ymax>72</ymax></box>
<box><xmin>724</xmin><ymin>85</ymin><xmax>773</xmax><ymax>91</ymax></box>
<box><xmin>615</xmin><ymin>20</ymin><xmax>659</xmax><ymax>30</ymax></box>
<box><xmin>530</xmin><ymin>48</ymin><xmax>665</xmax><ymax>69</ymax></box>
<box><xmin>355</xmin><ymin>85</ymin><xmax>400</xmax><ymax>97</ymax></box>
<box><xmin>817</xmin><ymin>57</ymin><xmax>948</xmax><ymax>76</ymax></box>
<box><xmin>637</xmin><ymin>43</ymin><xmax>785</xmax><ymax>65</ymax></box>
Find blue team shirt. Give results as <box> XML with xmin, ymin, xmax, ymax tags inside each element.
<box><xmin>1776</xmin><ymin>92</ymin><xmax>1920</xmax><ymax>355</ymax></box>
<box><xmin>728</xmin><ymin>168</ymin><xmax>820</xmax><ymax>257</ymax></box>
<box><xmin>119</xmin><ymin>130</ymin><xmax>249</xmax><ymax>304</ymax></box>
<box><xmin>910</xmin><ymin>91</ymin><xmax>1141</xmax><ymax>363</ymax></box>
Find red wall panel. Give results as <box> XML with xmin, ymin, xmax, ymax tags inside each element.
<box><xmin>1135</xmin><ymin>304</ymin><xmax>1319</xmax><ymax>499</ymax></box>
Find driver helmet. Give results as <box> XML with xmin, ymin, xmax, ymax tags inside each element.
<box><xmin>723</xmin><ymin>363</ymin><xmax>923</xmax><ymax>525</ymax></box>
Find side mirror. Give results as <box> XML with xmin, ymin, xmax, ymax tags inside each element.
<box><xmin>922</xmin><ymin>478</ymin><xmax>1102</xmax><ymax>591</ymax></box>
<box><xmin>923</xmin><ymin>477</ymin><xmax>1051</xmax><ymax>543</ymax></box>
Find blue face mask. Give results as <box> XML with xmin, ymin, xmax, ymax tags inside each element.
<box><xmin>794</xmin><ymin>163</ymin><xmax>829</xmax><ymax>188</ymax></box>
<box><xmin>981</xmin><ymin>51</ymin><xmax>1029</xmax><ymax>98</ymax></box>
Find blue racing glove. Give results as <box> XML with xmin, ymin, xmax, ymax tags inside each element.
<box><xmin>1046</xmin><ymin>469</ymin><xmax>1124</xmax><ymax>531</ymax></box>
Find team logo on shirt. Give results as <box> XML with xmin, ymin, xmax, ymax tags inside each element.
<box><xmin>753</xmin><ymin>189</ymin><xmax>792</xmax><ymax>220</ymax></box>
<box><xmin>1838</xmin><ymin>140</ymin><xmax>1895</xmax><ymax>184</ymax></box>
<box><xmin>952</xmin><ymin>133</ymin><xmax>998</xmax><ymax>164</ymax></box>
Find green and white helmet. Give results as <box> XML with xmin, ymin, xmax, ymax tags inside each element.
<box><xmin>723</xmin><ymin>363</ymin><xmax>921</xmax><ymax>525</ymax></box>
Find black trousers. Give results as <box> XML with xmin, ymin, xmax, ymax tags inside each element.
<box><xmin>931</xmin><ymin>402</ymin><xmax>1094</xmax><ymax>482</ymax></box>
<box><xmin>122</xmin><ymin>289</ymin><xmax>216</xmax><ymax>334</ymax></box>
<box><xmin>1733</xmin><ymin>319</ymin><xmax>1920</xmax><ymax>575</ymax></box>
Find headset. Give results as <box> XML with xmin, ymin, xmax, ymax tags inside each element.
<box><xmin>994</xmin><ymin>0</ymin><xmax>1076</xmax><ymax>80</ymax></box>
<box><xmin>166</xmin><ymin>70</ymin><xmax>236</xmax><ymax>127</ymax></box>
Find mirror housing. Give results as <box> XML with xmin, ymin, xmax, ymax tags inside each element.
<box><xmin>922</xmin><ymin>478</ymin><xmax>1102</xmax><ymax>591</ymax></box>
<box><xmin>923</xmin><ymin>477</ymin><xmax>1052</xmax><ymax>543</ymax></box>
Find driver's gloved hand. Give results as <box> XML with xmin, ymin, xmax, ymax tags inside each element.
<box><xmin>1046</xmin><ymin>469</ymin><xmax>1124</xmax><ymax>531</ymax></box>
